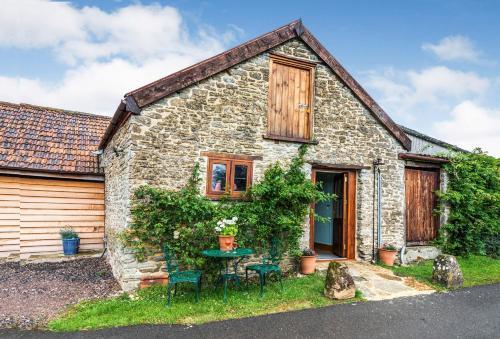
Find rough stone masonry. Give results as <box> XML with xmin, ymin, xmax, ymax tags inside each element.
<box><xmin>101</xmin><ymin>38</ymin><xmax>406</xmax><ymax>291</ymax></box>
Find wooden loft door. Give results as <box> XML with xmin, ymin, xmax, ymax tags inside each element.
<box><xmin>267</xmin><ymin>54</ymin><xmax>315</xmax><ymax>142</ymax></box>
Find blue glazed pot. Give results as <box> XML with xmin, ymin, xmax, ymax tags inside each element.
<box><xmin>62</xmin><ymin>238</ymin><xmax>80</xmax><ymax>255</ymax></box>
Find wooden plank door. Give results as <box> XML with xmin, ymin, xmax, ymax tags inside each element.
<box><xmin>268</xmin><ymin>55</ymin><xmax>314</xmax><ymax>140</ymax></box>
<box><xmin>405</xmin><ymin>168</ymin><xmax>440</xmax><ymax>244</ymax></box>
<box><xmin>340</xmin><ymin>173</ymin><xmax>348</xmax><ymax>258</ymax></box>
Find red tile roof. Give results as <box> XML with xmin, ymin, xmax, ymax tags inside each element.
<box><xmin>0</xmin><ymin>101</ymin><xmax>110</xmax><ymax>175</ymax></box>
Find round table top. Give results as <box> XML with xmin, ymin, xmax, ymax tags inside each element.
<box><xmin>202</xmin><ymin>248</ymin><xmax>254</xmax><ymax>258</ymax></box>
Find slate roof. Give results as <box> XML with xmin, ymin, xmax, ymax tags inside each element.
<box><xmin>398</xmin><ymin>125</ymin><xmax>468</xmax><ymax>154</ymax></box>
<box><xmin>0</xmin><ymin>101</ymin><xmax>110</xmax><ymax>175</ymax></box>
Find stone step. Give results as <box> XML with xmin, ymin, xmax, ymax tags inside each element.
<box><xmin>403</xmin><ymin>246</ymin><xmax>441</xmax><ymax>264</ymax></box>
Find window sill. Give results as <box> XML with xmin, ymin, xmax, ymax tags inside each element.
<box><xmin>262</xmin><ymin>134</ymin><xmax>319</xmax><ymax>145</ymax></box>
<box><xmin>207</xmin><ymin>194</ymin><xmax>249</xmax><ymax>201</ymax></box>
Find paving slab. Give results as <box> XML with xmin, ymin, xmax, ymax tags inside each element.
<box><xmin>317</xmin><ymin>260</ymin><xmax>434</xmax><ymax>300</ymax></box>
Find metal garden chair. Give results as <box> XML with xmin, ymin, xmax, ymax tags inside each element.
<box><xmin>163</xmin><ymin>244</ymin><xmax>202</xmax><ymax>306</ymax></box>
<box><xmin>245</xmin><ymin>237</ymin><xmax>283</xmax><ymax>297</ymax></box>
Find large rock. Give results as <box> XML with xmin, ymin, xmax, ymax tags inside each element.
<box><xmin>432</xmin><ymin>254</ymin><xmax>463</xmax><ymax>289</ymax></box>
<box><xmin>324</xmin><ymin>262</ymin><xmax>356</xmax><ymax>300</ymax></box>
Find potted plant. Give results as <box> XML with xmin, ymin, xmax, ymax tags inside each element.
<box><xmin>300</xmin><ymin>248</ymin><xmax>317</xmax><ymax>274</ymax></box>
<box><xmin>215</xmin><ymin>217</ymin><xmax>238</xmax><ymax>251</ymax></box>
<box><xmin>378</xmin><ymin>243</ymin><xmax>398</xmax><ymax>266</ymax></box>
<box><xmin>60</xmin><ymin>226</ymin><xmax>80</xmax><ymax>255</ymax></box>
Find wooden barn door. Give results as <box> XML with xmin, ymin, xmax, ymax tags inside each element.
<box><xmin>405</xmin><ymin>168</ymin><xmax>440</xmax><ymax>244</ymax></box>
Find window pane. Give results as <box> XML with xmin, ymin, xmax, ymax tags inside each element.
<box><xmin>212</xmin><ymin>163</ymin><xmax>226</xmax><ymax>192</ymax></box>
<box><xmin>233</xmin><ymin>164</ymin><xmax>248</xmax><ymax>192</ymax></box>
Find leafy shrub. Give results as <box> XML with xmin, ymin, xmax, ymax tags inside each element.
<box><xmin>60</xmin><ymin>226</ymin><xmax>79</xmax><ymax>239</ymax></box>
<box><xmin>122</xmin><ymin>163</ymin><xmax>218</xmax><ymax>268</ymax></box>
<box><xmin>240</xmin><ymin>145</ymin><xmax>333</xmax><ymax>256</ymax></box>
<box><xmin>302</xmin><ymin>248</ymin><xmax>316</xmax><ymax>256</ymax></box>
<box><xmin>436</xmin><ymin>149</ymin><xmax>499</xmax><ymax>257</ymax></box>
<box><xmin>122</xmin><ymin>145</ymin><xmax>333</xmax><ymax>274</ymax></box>
<box><xmin>382</xmin><ymin>243</ymin><xmax>397</xmax><ymax>251</ymax></box>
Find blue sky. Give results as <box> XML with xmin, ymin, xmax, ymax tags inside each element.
<box><xmin>1</xmin><ymin>1</ymin><xmax>499</xmax><ymax>155</ymax></box>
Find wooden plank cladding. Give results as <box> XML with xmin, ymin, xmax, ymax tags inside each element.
<box><xmin>405</xmin><ymin>168</ymin><xmax>440</xmax><ymax>245</ymax></box>
<box><xmin>0</xmin><ymin>177</ymin><xmax>20</xmax><ymax>257</ymax></box>
<box><xmin>0</xmin><ymin>175</ymin><xmax>105</xmax><ymax>259</ymax></box>
<box><xmin>267</xmin><ymin>54</ymin><xmax>315</xmax><ymax>142</ymax></box>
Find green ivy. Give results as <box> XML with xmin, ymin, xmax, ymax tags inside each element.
<box><xmin>436</xmin><ymin>149</ymin><xmax>500</xmax><ymax>257</ymax></box>
<box><xmin>121</xmin><ymin>145</ymin><xmax>333</xmax><ymax>275</ymax></box>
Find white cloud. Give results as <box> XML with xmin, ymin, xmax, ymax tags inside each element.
<box><xmin>0</xmin><ymin>1</ymin><xmax>241</xmax><ymax>114</ymax></box>
<box><xmin>363</xmin><ymin>66</ymin><xmax>490</xmax><ymax>120</ymax></box>
<box><xmin>433</xmin><ymin>101</ymin><xmax>500</xmax><ymax>156</ymax></box>
<box><xmin>422</xmin><ymin>35</ymin><xmax>480</xmax><ymax>62</ymax></box>
<box><xmin>363</xmin><ymin>66</ymin><xmax>499</xmax><ymax>155</ymax></box>
<box><xmin>0</xmin><ymin>0</ymin><xmax>84</xmax><ymax>49</ymax></box>
<box><xmin>408</xmin><ymin>66</ymin><xmax>489</xmax><ymax>98</ymax></box>
<box><xmin>0</xmin><ymin>1</ymin><xmax>233</xmax><ymax>65</ymax></box>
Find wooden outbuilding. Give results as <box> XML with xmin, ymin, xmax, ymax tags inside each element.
<box><xmin>0</xmin><ymin>102</ymin><xmax>110</xmax><ymax>259</ymax></box>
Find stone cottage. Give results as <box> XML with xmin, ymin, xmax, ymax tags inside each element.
<box><xmin>97</xmin><ymin>20</ymin><xmax>455</xmax><ymax>290</ymax></box>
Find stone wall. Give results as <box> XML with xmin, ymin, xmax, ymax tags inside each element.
<box><xmin>100</xmin><ymin>120</ymin><xmax>138</xmax><ymax>291</ymax></box>
<box><xmin>103</xmin><ymin>38</ymin><xmax>406</xmax><ymax>290</ymax></box>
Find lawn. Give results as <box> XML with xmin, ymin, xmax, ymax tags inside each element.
<box><xmin>48</xmin><ymin>273</ymin><xmax>363</xmax><ymax>331</ymax></box>
<box><xmin>391</xmin><ymin>255</ymin><xmax>500</xmax><ymax>290</ymax></box>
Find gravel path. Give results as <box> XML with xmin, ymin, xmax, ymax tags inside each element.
<box><xmin>0</xmin><ymin>258</ymin><xmax>120</xmax><ymax>329</ymax></box>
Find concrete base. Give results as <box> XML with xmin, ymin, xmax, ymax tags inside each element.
<box><xmin>404</xmin><ymin>246</ymin><xmax>441</xmax><ymax>264</ymax></box>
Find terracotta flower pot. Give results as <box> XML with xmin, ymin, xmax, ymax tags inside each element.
<box><xmin>218</xmin><ymin>235</ymin><xmax>235</xmax><ymax>251</ymax></box>
<box><xmin>378</xmin><ymin>248</ymin><xmax>398</xmax><ymax>266</ymax></box>
<box><xmin>300</xmin><ymin>255</ymin><xmax>316</xmax><ymax>274</ymax></box>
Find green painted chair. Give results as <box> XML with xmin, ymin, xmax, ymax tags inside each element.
<box><xmin>163</xmin><ymin>244</ymin><xmax>202</xmax><ymax>306</ymax></box>
<box><xmin>245</xmin><ymin>237</ymin><xmax>283</xmax><ymax>297</ymax></box>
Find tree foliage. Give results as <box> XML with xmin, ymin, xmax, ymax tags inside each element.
<box><xmin>437</xmin><ymin>149</ymin><xmax>500</xmax><ymax>257</ymax></box>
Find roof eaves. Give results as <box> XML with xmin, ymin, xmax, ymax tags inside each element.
<box><xmin>98</xmin><ymin>96</ymin><xmax>140</xmax><ymax>150</ymax></box>
<box><xmin>128</xmin><ymin>19</ymin><xmax>303</xmax><ymax>108</ymax></box>
<box><xmin>99</xmin><ymin>19</ymin><xmax>412</xmax><ymax>151</ymax></box>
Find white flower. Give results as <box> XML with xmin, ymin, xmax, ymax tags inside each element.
<box><xmin>215</xmin><ymin>226</ymin><xmax>221</xmax><ymax>232</ymax></box>
<box><xmin>173</xmin><ymin>230</ymin><xmax>180</xmax><ymax>239</ymax></box>
<box><xmin>232</xmin><ymin>216</ymin><xmax>238</xmax><ymax>222</ymax></box>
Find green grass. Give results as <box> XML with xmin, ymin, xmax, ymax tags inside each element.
<box><xmin>390</xmin><ymin>255</ymin><xmax>500</xmax><ymax>290</ymax></box>
<box><xmin>48</xmin><ymin>273</ymin><xmax>363</xmax><ymax>332</ymax></box>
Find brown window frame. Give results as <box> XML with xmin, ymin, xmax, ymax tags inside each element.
<box><xmin>266</xmin><ymin>53</ymin><xmax>316</xmax><ymax>143</ymax></box>
<box><xmin>206</xmin><ymin>156</ymin><xmax>253</xmax><ymax>199</ymax></box>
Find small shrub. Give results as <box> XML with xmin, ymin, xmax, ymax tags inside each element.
<box><xmin>60</xmin><ymin>226</ymin><xmax>79</xmax><ymax>239</ymax></box>
<box><xmin>215</xmin><ymin>217</ymin><xmax>238</xmax><ymax>236</ymax></box>
<box><xmin>382</xmin><ymin>243</ymin><xmax>397</xmax><ymax>251</ymax></box>
<box><xmin>302</xmin><ymin>248</ymin><xmax>316</xmax><ymax>256</ymax></box>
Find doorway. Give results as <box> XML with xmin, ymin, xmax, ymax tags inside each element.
<box><xmin>310</xmin><ymin>169</ymin><xmax>356</xmax><ymax>260</ymax></box>
<box><xmin>405</xmin><ymin>167</ymin><xmax>440</xmax><ymax>245</ymax></box>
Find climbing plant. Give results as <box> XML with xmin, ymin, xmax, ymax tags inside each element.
<box><xmin>436</xmin><ymin>149</ymin><xmax>499</xmax><ymax>257</ymax></box>
<box><xmin>121</xmin><ymin>145</ymin><xmax>333</xmax><ymax>271</ymax></box>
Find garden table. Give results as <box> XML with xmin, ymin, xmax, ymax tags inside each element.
<box><xmin>201</xmin><ymin>248</ymin><xmax>254</xmax><ymax>302</ymax></box>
